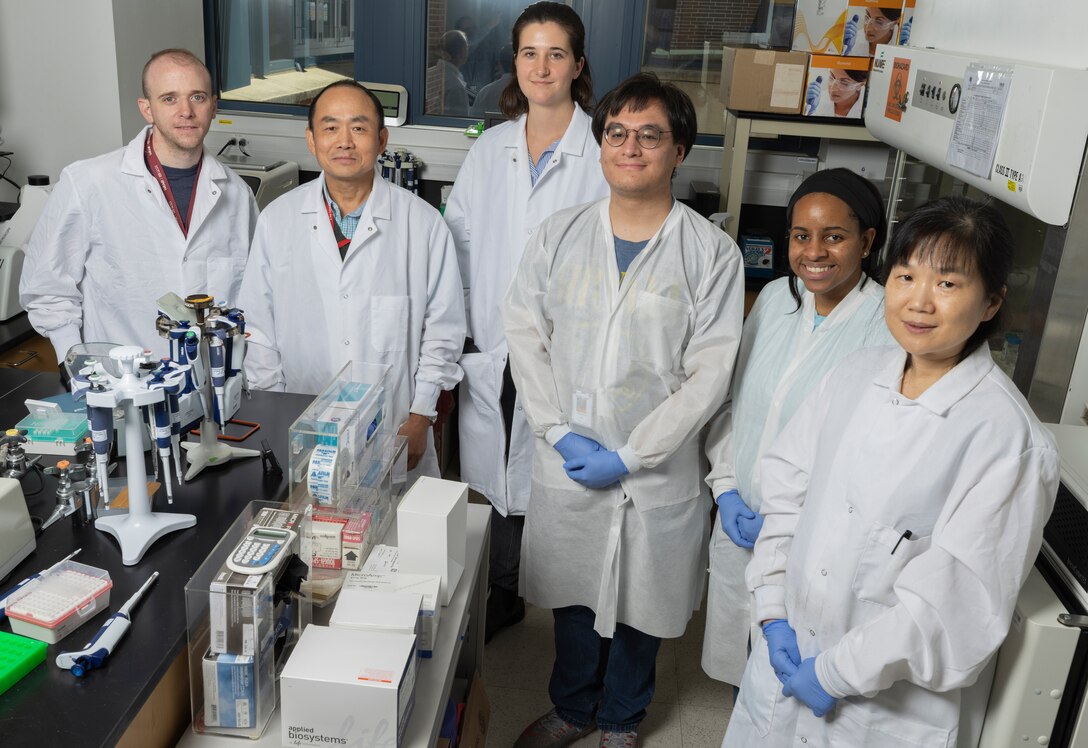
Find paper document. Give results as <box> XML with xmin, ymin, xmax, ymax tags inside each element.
<box><xmin>946</xmin><ymin>64</ymin><xmax>1012</xmax><ymax>179</ymax></box>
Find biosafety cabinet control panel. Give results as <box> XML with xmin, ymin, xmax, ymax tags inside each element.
<box><xmin>911</xmin><ymin>70</ymin><xmax>962</xmax><ymax>119</ymax></box>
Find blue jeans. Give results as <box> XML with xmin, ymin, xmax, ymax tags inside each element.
<box><xmin>550</xmin><ymin>605</ymin><xmax>661</xmax><ymax>732</ymax></box>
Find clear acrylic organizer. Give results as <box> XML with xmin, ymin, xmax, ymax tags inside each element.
<box><xmin>185</xmin><ymin>502</ymin><xmax>312</xmax><ymax>739</ymax></box>
<box><xmin>287</xmin><ymin>361</ymin><xmax>392</xmax><ymax>509</ymax></box>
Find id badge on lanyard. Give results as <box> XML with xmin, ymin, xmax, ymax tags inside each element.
<box><xmin>571</xmin><ymin>389</ymin><xmax>595</xmax><ymax>429</ymax></box>
<box><xmin>144</xmin><ymin>131</ymin><xmax>201</xmax><ymax>237</ymax></box>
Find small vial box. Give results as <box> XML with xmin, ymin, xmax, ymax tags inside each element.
<box><xmin>6</xmin><ymin>561</ymin><xmax>112</xmax><ymax>644</ymax></box>
<box><xmin>0</xmin><ymin>630</ymin><xmax>47</xmax><ymax>696</ymax></box>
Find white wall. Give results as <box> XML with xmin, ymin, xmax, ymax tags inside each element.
<box><xmin>111</xmin><ymin>0</ymin><xmax>205</xmax><ymax>141</ymax></box>
<box><xmin>0</xmin><ymin>0</ymin><xmax>204</xmax><ymax>197</ymax></box>
<box><xmin>0</xmin><ymin>0</ymin><xmax>121</xmax><ymax>193</ymax></box>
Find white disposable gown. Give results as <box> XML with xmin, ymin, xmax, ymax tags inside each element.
<box><xmin>445</xmin><ymin>105</ymin><xmax>608</xmax><ymax>515</ymax></box>
<box><xmin>702</xmin><ymin>276</ymin><xmax>894</xmax><ymax>685</ymax></box>
<box><xmin>504</xmin><ymin>199</ymin><xmax>744</xmax><ymax>638</ymax></box>
<box><xmin>20</xmin><ymin>126</ymin><xmax>258</xmax><ymax>362</ymax></box>
<box><xmin>237</xmin><ymin>174</ymin><xmax>466</xmax><ymax>478</ymax></box>
<box><xmin>723</xmin><ymin>344</ymin><xmax>1059</xmax><ymax>748</ymax></box>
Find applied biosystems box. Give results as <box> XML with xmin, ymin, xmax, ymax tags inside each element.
<box><xmin>281</xmin><ymin>626</ymin><xmax>417</xmax><ymax>747</ymax></box>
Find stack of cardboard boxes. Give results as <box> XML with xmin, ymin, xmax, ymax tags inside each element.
<box><xmin>721</xmin><ymin>0</ymin><xmax>918</xmax><ymax>120</ymax></box>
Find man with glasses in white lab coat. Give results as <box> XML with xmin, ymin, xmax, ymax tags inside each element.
<box><xmin>504</xmin><ymin>72</ymin><xmax>743</xmax><ymax>748</ymax></box>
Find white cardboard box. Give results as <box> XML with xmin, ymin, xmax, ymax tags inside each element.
<box><xmin>281</xmin><ymin>626</ymin><xmax>417</xmax><ymax>747</ymax></box>
<box><xmin>396</xmin><ymin>477</ymin><xmax>466</xmax><ymax>606</ymax></box>
<box><xmin>330</xmin><ymin>587</ymin><xmax>423</xmax><ymax>647</ymax></box>
<box><xmin>343</xmin><ymin>570</ymin><xmax>441</xmax><ymax>657</ymax></box>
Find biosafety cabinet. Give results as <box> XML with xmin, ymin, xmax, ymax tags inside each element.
<box><xmin>865</xmin><ymin>43</ymin><xmax>1088</xmax><ymax>426</ymax></box>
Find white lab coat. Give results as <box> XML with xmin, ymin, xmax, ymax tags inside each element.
<box><xmin>504</xmin><ymin>199</ymin><xmax>744</xmax><ymax>637</ymax></box>
<box><xmin>723</xmin><ymin>344</ymin><xmax>1059</xmax><ymax>748</ymax></box>
<box><xmin>445</xmin><ymin>106</ymin><xmax>608</xmax><ymax>515</ymax></box>
<box><xmin>702</xmin><ymin>276</ymin><xmax>894</xmax><ymax>685</ymax></box>
<box><xmin>20</xmin><ymin>126</ymin><xmax>258</xmax><ymax>362</ymax></box>
<box><xmin>237</xmin><ymin>174</ymin><xmax>466</xmax><ymax>478</ymax></box>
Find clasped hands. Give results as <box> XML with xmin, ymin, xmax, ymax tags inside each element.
<box><xmin>554</xmin><ymin>432</ymin><xmax>628</xmax><ymax>489</ymax></box>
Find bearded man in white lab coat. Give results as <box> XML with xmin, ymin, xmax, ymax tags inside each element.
<box><xmin>237</xmin><ymin>81</ymin><xmax>465</xmax><ymax>477</ymax></box>
<box><xmin>21</xmin><ymin>49</ymin><xmax>258</xmax><ymax>367</ymax></box>
<box><xmin>504</xmin><ymin>72</ymin><xmax>743</xmax><ymax>748</ymax></box>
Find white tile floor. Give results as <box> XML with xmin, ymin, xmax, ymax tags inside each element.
<box><xmin>483</xmin><ymin>601</ymin><xmax>732</xmax><ymax>747</ymax></box>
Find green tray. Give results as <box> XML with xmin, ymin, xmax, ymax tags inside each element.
<box><xmin>0</xmin><ymin>630</ymin><xmax>47</xmax><ymax>696</ymax></box>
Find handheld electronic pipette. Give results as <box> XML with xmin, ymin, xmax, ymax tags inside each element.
<box><xmin>0</xmin><ymin>548</ymin><xmax>82</xmax><ymax>620</ymax></box>
<box><xmin>56</xmin><ymin>571</ymin><xmax>158</xmax><ymax>677</ymax></box>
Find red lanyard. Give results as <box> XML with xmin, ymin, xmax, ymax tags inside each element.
<box><xmin>322</xmin><ymin>192</ymin><xmax>352</xmax><ymax>259</ymax></box>
<box><xmin>144</xmin><ymin>131</ymin><xmax>202</xmax><ymax>237</ymax></box>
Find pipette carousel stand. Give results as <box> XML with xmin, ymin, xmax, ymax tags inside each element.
<box><xmin>88</xmin><ymin>346</ymin><xmax>196</xmax><ymax>566</ymax></box>
<box><xmin>172</xmin><ymin>293</ymin><xmax>259</xmax><ymax>480</ymax></box>
<box><xmin>180</xmin><ymin>406</ymin><xmax>259</xmax><ymax>481</ymax></box>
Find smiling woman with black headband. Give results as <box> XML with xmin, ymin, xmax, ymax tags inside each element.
<box><xmin>702</xmin><ymin>168</ymin><xmax>896</xmax><ymax>691</ymax></box>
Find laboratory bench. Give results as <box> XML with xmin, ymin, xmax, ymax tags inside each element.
<box><xmin>0</xmin><ymin>369</ymin><xmax>310</xmax><ymax>747</ymax></box>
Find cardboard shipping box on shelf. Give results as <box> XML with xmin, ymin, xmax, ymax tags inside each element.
<box><xmin>459</xmin><ymin>672</ymin><xmax>491</xmax><ymax>748</ymax></box>
<box><xmin>720</xmin><ymin>47</ymin><xmax>808</xmax><ymax>115</ymax></box>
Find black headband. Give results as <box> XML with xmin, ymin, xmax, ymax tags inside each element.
<box><xmin>787</xmin><ymin>168</ymin><xmax>886</xmax><ymax>251</ymax></box>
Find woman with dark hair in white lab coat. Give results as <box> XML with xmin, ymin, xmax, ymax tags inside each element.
<box><xmin>723</xmin><ymin>196</ymin><xmax>1059</xmax><ymax>747</ymax></box>
<box><xmin>443</xmin><ymin>1</ymin><xmax>609</xmax><ymax>643</ymax></box>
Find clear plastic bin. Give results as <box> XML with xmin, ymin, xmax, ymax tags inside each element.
<box><xmin>288</xmin><ymin>361</ymin><xmax>391</xmax><ymax>508</ymax></box>
<box><xmin>301</xmin><ymin>434</ymin><xmax>408</xmax><ymax>607</ymax></box>
<box><xmin>6</xmin><ymin>561</ymin><xmax>112</xmax><ymax>644</ymax></box>
<box><xmin>185</xmin><ymin>502</ymin><xmax>312</xmax><ymax>739</ymax></box>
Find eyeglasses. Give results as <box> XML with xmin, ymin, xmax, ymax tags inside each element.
<box><xmin>864</xmin><ymin>11</ymin><xmax>896</xmax><ymax>31</ymax></box>
<box><xmin>603</xmin><ymin>123</ymin><xmax>672</xmax><ymax>149</ymax></box>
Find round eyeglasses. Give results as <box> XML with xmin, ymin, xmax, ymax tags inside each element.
<box><xmin>603</xmin><ymin>123</ymin><xmax>672</xmax><ymax>149</ymax></box>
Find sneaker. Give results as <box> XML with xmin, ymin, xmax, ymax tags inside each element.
<box><xmin>513</xmin><ymin>709</ymin><xmax>595</xmax><ymax>748</ymax></box>
<box><xmin>599</xmin><ymin>730</ymin><xmax>638</xmax><ymax>748</ymax></box>
<box><xmin>485</xmin><ymin>586</ymin><xmax>526</xmax><ymax>643</ymax></box>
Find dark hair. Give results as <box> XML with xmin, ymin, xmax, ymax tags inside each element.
<box><xmin>871</xmin><ymin>7</ymin><xmax>903</xmax><ymax>22</ymax></box>
<box><xmin>142</xmin><ymin>48</ymin><xmax>210</xmax><ymax>99</ymax></box>
<box><xmin>591</xmin><ymin>72</ymin><xmax>697</xmax><ymax>163</ymax></box>
<box><xmin>498</xmin><ymin>2</ymin><xmax>594</xmax><ymax>118</ymax></box>
<box><xmin>307</xmin><ymin>80</ymin><xmax>387</xmax><ymax>132</ymax></box>
<box><xmin>882</xmin><ymin>196</ymin><xmax>1012</xmax><ymax>361</ymax></box>
<box><xmin>785</xmin><ymin>168</ymin><xmax>886</xmax><ymax>310</ymax></box>
<box><xmin>843</xmin><ymin>69</ymin><xmax>869</xmax><ymax>84</ymax></box>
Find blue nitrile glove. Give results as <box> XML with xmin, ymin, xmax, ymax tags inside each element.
<box><xmin>716</xmin><ymin>490</ymin><xmax>764</xmax><ymax>549</ymax></box>
<box><xmin>563</xmin><ymin>450</ymin><xmax>629</xmax><ymax>489</ymax></box>
<box><xmin>554</xmin><ymin>432</ymin><xmax>603</xmax><ymax>462</ymax></box>
<box><xmin>762</xmin><ymin>619</ymin><xmax>801</xmax><ymax>685</ymax></box>
<box><xmin>783</xmin><ymin>657</ymin><xmax>838</xmax><ymax>717</ymax></box>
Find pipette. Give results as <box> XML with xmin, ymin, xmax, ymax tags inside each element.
<box><xmin>0</xmin><ymin>548</ymin><xmax>82</xmax><ymax>620</ymax></box>
<box><xmin>86</xmin><ymin>384</ymin><xmax>115</xmax><ymax>508</ymax></box>
<box><xmin>55</xmin><ymin>571</ymin><xmax>158</xmax><ymax>677</ymax></box>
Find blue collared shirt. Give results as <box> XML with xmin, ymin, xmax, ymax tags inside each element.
<box><xmin>322</xmin><ymin>179</ymin><xmax>366</xmax><ymax>240</ymax></box>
